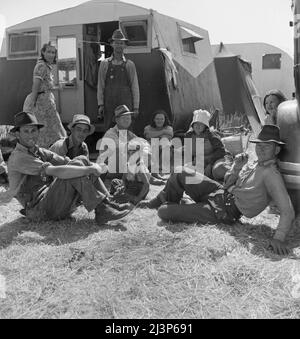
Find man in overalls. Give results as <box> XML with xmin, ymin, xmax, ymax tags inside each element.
<box><xmin>97</xmin><ymin>29</ymin><xmax>140</xmax><ymax>131</ymax></box>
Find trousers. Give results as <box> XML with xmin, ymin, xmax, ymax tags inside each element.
<box><xmin>158</xmin><ymin>166</ymin><xmax>241</xmax><ymax>224</ymax></box>
<box><xmin>26</xmin><ymin>157</ymin><xmax>109</xmax><ymax>221</ymax></box>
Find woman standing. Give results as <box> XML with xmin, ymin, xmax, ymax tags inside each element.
<box><xmin>23</xmin><ymin>43</ymin><xmax>66</xmax><ymax>148</ymax></box>
<box><xmin>263</xmin><ymin>89</ymin><xmax>287</xmax><ymax>125</ymax></box>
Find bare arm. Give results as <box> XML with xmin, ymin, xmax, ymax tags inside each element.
<box><xmin>45</xmin><ymin>163</ymin><xmax>103</xmax><ymax>179</ymax></box>
<box><xmin>31</xmin><ymin>78</ymin><xmax>42</xmax><ymax>107</ymax></box>
<box><xmin>145</xmin><ymin>127</ymin><xmax>173</xmax><ymax>140</ymax></box>
<box><xmin>224</xmin><ymin>153</ymin><xmax>249</xmax><ymax>189</ymax></box>
<box><xmin>264</xmin><ymin>171</ymin><xmax>295</xmax><ymax>242</ymax></box>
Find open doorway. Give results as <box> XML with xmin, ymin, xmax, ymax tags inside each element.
<box><xmin>83</xmin><ymin>21</ymin><xmax>119</xmax><ymax>155</ymax></box>
<box><xmin>83</xmin><ymin>21</ymin><xmax>118</xmax><ymax>125</ymax></box>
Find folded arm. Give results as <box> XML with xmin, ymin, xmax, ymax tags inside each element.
<box><xmin>45</xmin><ymin>163</ymin><xmax>103</xmax><ymax>179</ymax></box>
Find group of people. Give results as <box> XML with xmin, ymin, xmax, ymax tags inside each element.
<box><xmin>0</xmin><ymin>28</ymin><xmax>296</xmax><ymax>256</ymax></box>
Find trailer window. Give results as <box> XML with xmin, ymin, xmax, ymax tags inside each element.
<box><xmin>8</xmin><ymin>29</ymin><xmax>40</xmax><ymax>59</ymax></box>
<box><xmin>262</xmin><ymin>53</ymin><xmax>282</xmax><ymax>69</ymax></box>
<box><xmin>121</xmin><ymin>20</ymin><xmax>148</xmax><ymax>47</ymax></box>
<box><xmin>178</xmin><ymin>25</ymin><xmax>203</xmax><ymax>55</ymax></box>
<box><xmin>57</xmin><ymin>37</ymin><xmax>77</xmax><ymax>87</ymax></box>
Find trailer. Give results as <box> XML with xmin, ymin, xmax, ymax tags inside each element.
<box><xmin>0</xmin><ymin>0</ymin><xmax>223</xmax><ymax>138</ymax></box>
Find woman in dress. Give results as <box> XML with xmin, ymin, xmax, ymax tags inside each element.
<box><xmin>23</xmin><ymin>42</ymin><xmax>66</xmax><ymax>148</ymax></box>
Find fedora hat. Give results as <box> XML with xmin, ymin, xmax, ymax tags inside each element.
<box><xmin>115</xmin><ymin>105</ymin><xmax>134</xmax><ymax>119</ymax></box>
<box><xmin>67</xmin><ymin>114</ymin><xmax>95</xmax><ymax>135</ymax></box>
<box><xmin>109</xmin><ymin>29</ymin><xmax>128</xmax><ymax>43</ymax></box>
<box><xmin>190</xmin><ymin>109</ymin><xmax>211</xmax><ymax>128</ymax></box>
<box><xmin>11</xmin><ymin>112</ymin><xmax>44</xmax><ymax>133</ymax></box>
<box><xmin>250</xmin><ymin>125</ymin><xmax>285</xmax><ymax>145</ymax></box>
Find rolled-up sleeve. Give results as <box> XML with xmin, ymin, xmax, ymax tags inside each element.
<box><xmin>13</xmin><ymin>153</ymin><xmax>46</xmax><ymax>176</ymax></box>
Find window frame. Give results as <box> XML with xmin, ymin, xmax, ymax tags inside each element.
<box><xmin>7</xmin><ymin>27</ymin><xmax>41</xmax><ymax>60</ymax></box>
<box><xmin>178</xmin><ymin>23</ymin><xmax>203</xmax><ymax>57</ymax></box>
<box><xmin>262</xmin><ymin>53</ymin><xmax>282</xmax><ymax>70</ymax></box>
<box><xmin>119</xmin><ymin>15</ymin><xmax>152</xmax><ymax>54</ymax></box>
<box><xmin>56</xmin><ymin>35</ymin><xmax>78</xmax><ymax>88</ymax></box>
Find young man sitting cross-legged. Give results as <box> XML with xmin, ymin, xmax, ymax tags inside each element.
<box><xmin>7</xmin><ymin>112</ymin><xmax>132</xmax><ymax>224</ymax></box>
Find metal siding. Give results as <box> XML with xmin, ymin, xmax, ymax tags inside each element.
<box><xmin>0</xmin><ymin>57</ymin><xmax>35</xmax><ymax>125</ymax></box>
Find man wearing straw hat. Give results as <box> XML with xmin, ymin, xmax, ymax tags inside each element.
<box><xmin>141</xmin><ymin>125</ymin><xmax>295</xmax><ymax>255</ymax></box>
<box><xmin>50</xmin><ymin>114</ymin><xmax>95</xmax><ymax>159</ymax></box>
<box><xmin>97</xmin><ymin>29</ymin><xmax>140</xmax><ymax>131</ymax></box>
<box><xmin>7</xmin><ymin>112</ymin><xmax>132</xmax><ymax>224</ymax></box>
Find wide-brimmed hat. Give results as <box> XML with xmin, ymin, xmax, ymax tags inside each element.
<box><xmin>250</xmin><ymin>125</ymin><xmax>285</xmax><ymax>145</ymax></box>
<box><xmin>109</xmin><ymin>29</ymin><xmax>128</xmax><ymax>43</ymax></box>
<box><xmin>11</xmin><ymin>112</ymin><xmax>44</xmax><ymax>133</ymax></box>
<box><xmin>115</xmin><ymin>105</ymin><xmax>134</xmax><ymax>119</ymax></box>
<box><xmin>67</xmin><ymin>115</ymin><xmax>95</xmax><ymax>135</ymax></box>
<box><xmin>190</xmin><ymin>109</ymin><xmax>211</xmax><ymax>128</ymax></box>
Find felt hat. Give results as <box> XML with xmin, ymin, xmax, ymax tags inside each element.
<box><xmin>11</xmin><ymin>112</ymin><xmax>44</xmax><ymax>133</ymax></box>
<box><xmin>67</xmin><ymin>115</ymin><xmax>95</xmax><ymax>135</ymax></box>
<box><xmin>250</xmin><ymin>125</ymin><xmax>285</xmax><ymax>145</ymax></box>
<box><xmin>109</xmin><ymin>29</ymin><xmax>128</xmax><ymax>43</ymax></box>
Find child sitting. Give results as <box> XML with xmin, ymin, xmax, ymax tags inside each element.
<box><xmin>110</xmin><ymin>140</ymin><xmax>151</xmax><ymax>205</ymax></box>
<box><xmin>184</xmin><ymin>109</ymin><xmax>232</xmax><ymax>181</ymax></box>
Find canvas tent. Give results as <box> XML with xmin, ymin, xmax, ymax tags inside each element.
<box><xmin>213</xmin><ymin>43</ymin><xmax>264</xmax><ymax>135</ymax></box>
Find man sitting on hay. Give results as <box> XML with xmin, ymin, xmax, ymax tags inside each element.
<box><xmin>6</xmin><ymin>112</ymin><xmax>133</xmax><ymax>225</ymax></box>
<box><xmin>141</xmin><ymin>125</ymin><xmax>295</xmax><ymax>256</ymax></box>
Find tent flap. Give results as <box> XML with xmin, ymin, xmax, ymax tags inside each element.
<box><xmin>214</xmin><ymin>45</ymin><xmax>263</xmax><ymax>133</ymax></box>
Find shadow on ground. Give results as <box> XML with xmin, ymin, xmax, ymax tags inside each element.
<box><xmin>157</xmin><ymin>216</ymin><xmax>300</xmax><ymax>261</ymax></box>
<box><xmin>0</xmin><ymin>214</ymin><xmax>127</xmax><ymax>249</ymax></box>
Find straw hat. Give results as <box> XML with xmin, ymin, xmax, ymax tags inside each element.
<box><xmin>115</xmin><ymin>105</ymin><xmax>134</xmax><ymax>119</ymax></box>
<box><xmin>67</xmin><ymin>115</ymin><xmax>95</xmax><ymax>135</ymax></box>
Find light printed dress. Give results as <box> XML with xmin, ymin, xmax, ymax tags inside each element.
<box><xmin>23</xmin><ymin>59</ymin><xmax>66</xmax><ymax>148</ymax></box>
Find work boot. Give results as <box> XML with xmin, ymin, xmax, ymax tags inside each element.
<box><xmin>95</xmin><ymin>199</ymin><xmax>132</xmax><ymax>225</ymax></box>
<box><xmin>107</xmin><ymin>198</ymin><xmax>133</xmax><ymax>211</ymax></box>
<box><xmin>138</xmin><ymin>191</ymin><xmax>166</xmax><ymax>209</ymax></box>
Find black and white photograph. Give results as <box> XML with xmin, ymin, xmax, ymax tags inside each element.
<box><xmin>1</xmin><ymin>0</ymin><xmax>300</xmax><ymax>321</ymax></box>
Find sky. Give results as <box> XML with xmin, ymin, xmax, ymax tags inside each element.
<box><xmin>0</xmin><ymin>0</ymin><xmax>295</xmax><ymax>56</ymax></box>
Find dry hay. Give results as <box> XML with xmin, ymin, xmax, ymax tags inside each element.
<box><xmin>1</xmin><ymin>145</ymin><xmax>300</xmax><ymax>318</ymax></box>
